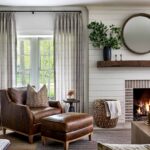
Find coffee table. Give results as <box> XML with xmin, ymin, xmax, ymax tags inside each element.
<box><xmin>131</xmin><ymin>121</ymin><xmax>150</xmax><ymax>144</ymax></box>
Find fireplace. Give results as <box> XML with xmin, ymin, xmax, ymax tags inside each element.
<box><xmin>133</xmin><ymin>88</ymin><xmax>150</xmax><ymax>121</ymax></box>
<box><xmin>125</xmin><ymin>80</ymin><xmax>150</xmax><ymax>121</ymax></box>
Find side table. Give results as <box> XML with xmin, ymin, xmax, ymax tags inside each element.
<box><xmin>63</xmin><ymin>99</ymin><xmax>80</xmax><ymax>112</ymax></box>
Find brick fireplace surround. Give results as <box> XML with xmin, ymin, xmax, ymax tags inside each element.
<box><xmin>125</xmin><ymin>80</ymin><xmax>150</xmax><ymax>121</ymax></box>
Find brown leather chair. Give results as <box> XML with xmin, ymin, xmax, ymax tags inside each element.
<box><xmin>0</xmin><ymin>88</ymin><xmax>63</xmax><ymax>143</ymax></box>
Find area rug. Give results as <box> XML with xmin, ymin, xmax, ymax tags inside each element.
<box><xmin>0</xmin><ymin>129</ymin><xmax>131</xmax><ymax>150</ymax></box>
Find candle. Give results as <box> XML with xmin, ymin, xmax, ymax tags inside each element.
<box><xmin>146</xmin><ymin>103</ymin><xmax>149</xmax><ymax>112</ymax></box>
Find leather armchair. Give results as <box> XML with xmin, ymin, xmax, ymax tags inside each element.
<box><xmin>0</xmin><ymin>89</ymin><xmax>63</xmax><ymax>143</ymax></box>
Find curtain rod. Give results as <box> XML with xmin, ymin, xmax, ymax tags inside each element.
<box><xmin>0</xmin><ymin>10</ymin><xmax>81</xmax><ymax>13</ymax></box>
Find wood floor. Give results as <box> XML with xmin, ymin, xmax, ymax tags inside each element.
<box><xmin>0</xmin><ymin>129</ymin><xmax>131</xmax><ymax>150</ymax></box>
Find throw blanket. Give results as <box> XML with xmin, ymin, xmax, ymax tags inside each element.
<box><xmin>104</xmin><ymin>100</ymin><xmax>121</xmax><ymax>119</ymax></box>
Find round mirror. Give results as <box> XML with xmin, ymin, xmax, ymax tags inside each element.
<box><xmin>122</xmin><ymin>13</ymin><xmax>150</xmax><ymax>54</ymax></box>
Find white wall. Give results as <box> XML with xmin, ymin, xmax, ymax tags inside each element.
<box><xmin>15</xmin><ymin>12</ymin><xmax>55</xmax><ymax>35</ymax></box>
<box><xmin>87</xmin><ymin>5</ymin><xmax>150</xmax><ymax>123</ymax></box>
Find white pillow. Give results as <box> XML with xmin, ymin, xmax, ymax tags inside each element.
<box><xmin>26</xmin><ymin>84</ymin><xmax>49</xmax><ymax>107</ymax></box>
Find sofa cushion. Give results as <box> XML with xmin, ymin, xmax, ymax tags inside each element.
<box><xmin>30</xmin><ymin>107</ymin><xmax>61</xmax><ymax>123</ymax></box>
<box><xmin>98</xmin><ymin>143</ymin><xmax>150</xmax><ymax>150</ymax></box>
<box><xmin>26</xmin><ymin>84</ymin><xmax>49</xmax><ymax>107</ymax></box>
<box><xmin>8</xmin><ymin>87</ymin><xmax>27</xmax><ymax>104</ymax></box>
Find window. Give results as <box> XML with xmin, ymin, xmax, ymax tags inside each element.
<box><xmin>16</xmin><ymin>36</ymin><xmax>55</xmax><ymax>98</ymax></box>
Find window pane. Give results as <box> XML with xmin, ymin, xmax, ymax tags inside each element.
<box><xmin>39</xmin><ymin>38</ymin><xmax>54</xmax><ymax>98</ymax></box>
<box><xmin>16</xmin><ymin>39</ymin><xmax>31</xmax><ymax>86</ymax></box>
<box><xmin>16</xmin><ymin>37</ymin><xmax>55</xmax><ymax>98</ymax></box>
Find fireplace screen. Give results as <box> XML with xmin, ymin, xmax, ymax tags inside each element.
<box><xmin>133</xmin><ymin>88</ymin><xmax>150</xmax><ymax>121</ymax></box>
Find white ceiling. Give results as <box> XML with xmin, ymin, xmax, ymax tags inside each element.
<box><xmin>1</xmin><ymin>0</ymin><xmax>150</xmax><ymax>6</ymax></box>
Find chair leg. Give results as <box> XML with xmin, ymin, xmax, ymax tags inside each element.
<box><xmin>42</xmin><ymin>136</ymin><xmax>46</xmax><ymax>145</ymax></box>
<box><xmin>2</xmin><ymin>128</ymin><xmax>6</xmax><ymax>135</ymax></box>
<box><xmin>89</xmin><ymin>134</ymin><xmax>92</xmax><ymax>141</ymax></box>
<box><xmin>64</xmin><ymin>141</ymin><xmax>69</xmax><ymax>150</ymax></box>
<box><xmin>29</xmin><ymin>135</ymin><xmax>33</xmax><ymax>144</ymax></box>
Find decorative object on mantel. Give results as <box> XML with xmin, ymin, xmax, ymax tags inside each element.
<box><xmin>87</xmin><ymin>21</ymin><xmax>122</xmax><ymax>61</ymax></box>
<box><xmin>93</xmin><ymin>99</ymin><xmax>121</xmax><ymax>128</ymax></box>
<box><xmin>97</xmin><ymin>60</ymin><xmax>150</xmax><ymax>67</ymax></box>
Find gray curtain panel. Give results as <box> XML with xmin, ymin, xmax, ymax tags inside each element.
<box><xmin>0</xmin><ymin>12</ymin><xmax>17</xmax><ymax>89</ymax></box>
<box><xmin>54</xmin><ymin>12</ymin><xmax>84</xmax><ymax>112</ymax></box>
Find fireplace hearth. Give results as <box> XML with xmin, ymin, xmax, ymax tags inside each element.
<box><xmin>133</xmin><ymin>88</ymin><xmax>150</xmax><ymax>121</ymax></box>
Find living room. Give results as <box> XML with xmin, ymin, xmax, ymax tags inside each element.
<box><xmin>0</xmin><ymin>0</ymin><xmax>150</xmax><ymax>150</ymax></box>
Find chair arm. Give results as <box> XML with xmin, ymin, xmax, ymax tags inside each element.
<box><xmin>1</xmin><ymin>90</ymin><xmax>34</xmax><ymax>133</ymax></box>
<box><xmin>48</xmin><ymin>101</ymin><xmax>64</xmax><ymax>113</ymax></box>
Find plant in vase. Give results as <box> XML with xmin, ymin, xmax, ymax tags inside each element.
<box><xmin>67</xmin><ymin>90</ymin><xmax>75</xmax><ymax>100</ymax></box>
<box><xmin>87</xmin><ymin>21</ymin><xmax>122</xmax><ymax>61</ymax></box>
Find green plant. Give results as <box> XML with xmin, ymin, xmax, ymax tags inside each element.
<box><xmin>87</xmin><ymin>21</ymin><xmax>122</xmax><ymax>49</ymax></box>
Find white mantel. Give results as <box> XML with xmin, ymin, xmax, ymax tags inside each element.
<box><xmin>87</xmin><ymin>5</ymin><xmax>150</xmax><ymax>123</ymax></box>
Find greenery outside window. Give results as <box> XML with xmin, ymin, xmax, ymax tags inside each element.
<box><xmin>16</xmin><ymin>36</ymin><xmax>55</xmax><ymax>98</ymax></box>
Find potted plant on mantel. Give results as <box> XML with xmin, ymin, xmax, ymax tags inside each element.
<box><xmin>87</xmin><ymin>21</ymin><xmax>122</xmax><ymax>61</ymax></box>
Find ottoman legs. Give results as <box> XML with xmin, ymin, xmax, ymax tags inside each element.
<box><xmin>64</xmin><ymin>142</ymin><xmax>69</xmax><ymax>150</ymax></box>
<box><xmin>89</xmin><ymin>134</ymin><xmax>92</xmax><ymax>141</ymax></box>
<box><xmin>3</xmin><ymin>128</ymin><xmax>6</xmax><ymax>135</ymax></box>
<box><xmin>42</xmin><ymin>136</ymin><xmax>47</xmax><ymax>145</ymax></box>
<box><xmin>28</xmin><ymin>135</ymin><xmax>33</xmax><ymax>144</ymax></box>
<box><xmin>42</xmin><ymin>136</ymin><xmax>69</xmax><ymax>150</ymax></box>
<box><xmin>42</xmin><ymin>133</ymin><xmax>92</xmax><ymax>150</ymax></box>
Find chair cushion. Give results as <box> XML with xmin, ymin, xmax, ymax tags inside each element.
<box><xmin>26</xmin><ymin>84</ymin><xmax>49</xmax><ymax>107</ymax></box>
<box><xmin>8</xmin><ymin>87</ymin><xmax>27</xmax><ymax>104</ymax></box>
<box><xmin>30</xmin><ymin>107</ymin><xmax>62</xmax><ymax>123</ymax></box>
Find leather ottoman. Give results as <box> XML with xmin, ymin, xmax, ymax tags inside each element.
<box><xmin>41</xmin><ymin>112</ymin><xmax>93</xmax><ymax>150</ymax></box>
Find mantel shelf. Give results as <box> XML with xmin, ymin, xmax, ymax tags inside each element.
<box><xmin>97</xmin><ymin>60</ymin><xmax>150</xmax><ymax>67</ymax></box>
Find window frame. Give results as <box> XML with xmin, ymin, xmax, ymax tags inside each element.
<box><xmin>16</xmin><ymin>35</ymin><xmax>55</xmax><ymax>98</ymax></box>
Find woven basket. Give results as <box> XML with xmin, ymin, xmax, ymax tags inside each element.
<box><xmin>93</xmin><ymin>99</ymin><xmax>118</xmax><ymax>128</ymax></box>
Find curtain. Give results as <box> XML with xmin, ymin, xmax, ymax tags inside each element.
<box><xmin>0</xmin><ymin>12</ymin><xmax>16</xmax><ymax>89</ymax></box>
<box><xmin>54</xmin><ymin>12</ymin><xmax>84</xmax><ymax>112</ymax></box>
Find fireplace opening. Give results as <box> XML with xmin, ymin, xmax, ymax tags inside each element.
<box><xmin>133</xmin><ymin>88</ymin><xmax>150</xmax><ymax>121</ymax></box>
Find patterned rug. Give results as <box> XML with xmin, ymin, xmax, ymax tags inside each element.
<box><xmin>0</xmin><ymin>129</ymin><xmax>131</xmax><ymax>150</ymax></box>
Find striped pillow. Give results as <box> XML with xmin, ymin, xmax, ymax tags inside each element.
<box><xmin>26</xmin><ymin>84</ymin><xmax>49</xmax><ymax>107</ymax></box>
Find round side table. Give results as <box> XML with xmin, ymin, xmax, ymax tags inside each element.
<box><xmin>63</xmin><ymin>99</ymin><xmax>80</xmax><ymax>112</ymax></box>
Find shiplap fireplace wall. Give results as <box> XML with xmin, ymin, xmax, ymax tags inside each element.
<box><xmin>87</xmin><ymin>5</ymin><xmax>150</xmax><ymax>123</ymax></box>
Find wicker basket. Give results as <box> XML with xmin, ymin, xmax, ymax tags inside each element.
<box><xmin>93</xmin><ymin>99</ymin><xmax>118</xmax><ymax>128</ymax></box>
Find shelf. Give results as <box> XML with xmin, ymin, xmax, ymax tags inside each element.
<box><xmin>97</xmin><ymin>60</ymin><xmax>150</xmax><ymax>67</ymax></box>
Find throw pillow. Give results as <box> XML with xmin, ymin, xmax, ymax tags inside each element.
<box><xmin>8</xmin><ymin>87</ymin><xmax>27</xmax><ymax>104</ymax></box>
<box><xmin>26</xmin><ymin>84</ymin><xmax>49</xmax><ymax>107</ymax></box>
<box><xmin>98</xmin><ymin>143</ymin><xmax>150</xmax><ymax>150</ymax></box>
